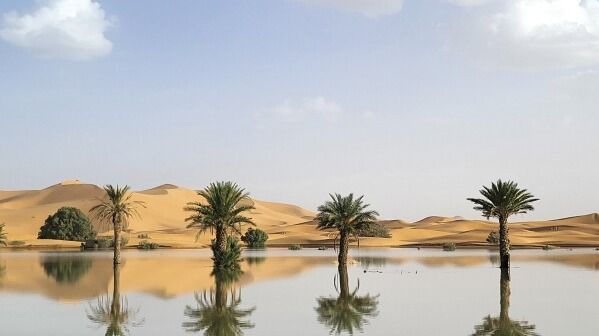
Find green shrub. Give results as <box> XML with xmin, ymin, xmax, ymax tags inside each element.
<box><xmin>442</xmin><ymin>242</ymin><xmax>456</xmax><ymax>251</ymax></box>
<box><xmin>358</xmin><ymin>222</ymin><xmax>391</xmax><ymax>238</ymax></box>
<box><xmin>83</xmin><ymin>236</ymin><xmax>128</xmax><ymax>249</ymax></box>
<box><xmin>137</xmin><ymin>240</ymin><xmax>160</xmax><ymax>250</ymax></box>
<box><xmin>212</xmin><ymin>236</ymin><xmax>242</xmax><ymax>269</ymax></box>
<box><xmin>542</xmin><ymin>244</ymin><xmax>555</xmax><ymax>250</ymax></box>
<box><xmin>8</xmin><ymin>240</ymin><xmax>26</xmax><ymax>246</ymax></box>
<box><xmin>38</xmin><ymin>207</ymin><xmax>96</xmax><ymax>242</ymax></box>
<box><xmin>317</xmin><ymin>246</ymin><xmax>328</xmax><ymax>251</ymax></box>
<box><xmin>487</xmin><ymin>231</ymin><xmax>499</xmax><ymax>245</ymax></box>
<box><xmin>241</xmin><ymin>227</ymin><xmax>269</xmax><ymax>248</ymax></box>
<box><xmin>137</xmin><ymin>233</ymin><xmax>151</xmax><ymax>239</ymax></box>
<box><xmin>288</xmin><ymin>244</ymin><xmax>302</xmax><ymax>250</ymax></box>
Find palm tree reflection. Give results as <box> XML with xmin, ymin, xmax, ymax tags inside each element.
<box><xmin>315</xmin><ymin>265</ymin><xmax>379</xmax><ymax>335</ymax></box>
<box><xmin>183</xmin><ymin>267</ymin><xmax>255</xmax><ymax>335</ymax></box>
<box><xmin>471</xmin><ymin>270</ymin><xmax>537</xmax><ymax>336</ymax></box>
<box><xmin>87</xmin><ymin>264</ymin><xmax>143</xmax><ymax>335</ymax></box>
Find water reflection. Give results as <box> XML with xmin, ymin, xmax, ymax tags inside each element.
<box><xmin>183</xmin><ymin>268</ymin><xmax>255</xmax><ymax>335</ymax></box>
<box><xmin>86</xmin><ymin>264</ymin><xmax>144</xmax><ymax>335</ymax></box>
<box><xmin>471</xmin><ymin>270</ymin><xmax>538</xmax><ymax>336</ymax></box>
<box><xmin>41</xmin><ymin>255</ymin><xmax>93</xmax><ymax>284</ymax></box>
<box><xmin>355</xmin><ymin>256</ymin><xmax>387</xmax><ymax>269</ymax></box>
<box><xmin>315</xmin><ymin>266</ymin><xmax>379</xmax><ymax>335</ymax></box>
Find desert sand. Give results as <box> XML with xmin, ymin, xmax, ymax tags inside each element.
<box><xmin>0</xmin><ymin>180</ymin><xmax>598</xmax><ymax>248</ymax></box>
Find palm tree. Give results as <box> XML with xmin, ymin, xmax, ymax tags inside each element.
<box><xmin>471</xmin><ymin>269</ymin><xmax>537</xmax><ymax>336</ymax></box>
<box><xmin>87</xmin><ymin>264</ymin><xmax>144</xmax><ymax>335</ymax></box>
<box><xmin>90</xmin><ymin>185</ymin><xmax>145</xmax><ymax>265</ymax></box>
<box><xmin>0</xmin><ymin>223</ymin><xmax>7</xmax><ymax>247</ymax></box>
<box><xmin>183</xmin><ymin>268</ymin><xmax>255</xmax><ymax>335</ymax></box>
<box><xmin>316</xmin><ymin>194</ymin><xmax>379</xmax><ymax>267</ymax></box>
<box><xmin>185</xmin><ymin>182</ymin><xmax>255</xmax><ymax>268</ymax></box>
<box><xmin>467</xmin><ymin>180</ymin><xmax>538</xmax><ymax>269</ymax></box>
<box><xmin>315</xmin><ymin>265</ymin><xmax>379</xmax><ymax>335</ymax></box>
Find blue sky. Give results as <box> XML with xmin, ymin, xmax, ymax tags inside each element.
<box><xmin>1</xmin><ymin>0</ymin><xmax>598</xmax><ymax>220</ymax></box>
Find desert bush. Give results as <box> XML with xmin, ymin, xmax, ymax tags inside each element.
<box><xmin>318</xmin><ymin>246</ymin><xmax>328</xmax><ymax>251</ymax></box>
<box><xmin>288</xmin><ymin>244</ymin><xmax>302</xmax><ymax>250</ymax></box>
<box><xmin>487</xmin><ymin>231</ymin><xmax>499</xmax><ymax>245</ymax></box>
<box><xmin>442</xmin><ymin>242</ymin><xmax>456</xmax><ymax>251</ymax></box>
<box><xmin>358</xmin><ymin>222</ymin><xmax>391</xmax><ymax>238</ymax></box>
<box><xmin>137</xmin><ymin>240</ymin><xmax>160</xmax><ymax>250</ymax></box>
<box><xmin>38</xmin><ymin>207</ymin><xmax>96</xmax><ymax>242</ymax></box>
<box><xmin>83</xmin><ymin>236</ymin><xmax>128</xmax><ymax>249</ymax></box>
<box><xmin>137</xmin><ymin>233</ymin><xmax>151</xmax><ymax>239</ymax></box>
<box><xmin>0</xmin><ymin>223</ymin><xmax>7</xmax><ymax>247</ymax></box>
<box><xmin>241</xmin><ymin>227</ymin><xmax>269</xmax><ymax>248</ymax></box>
<box><xmin>542</xmin><ymin>244</ymin><xmax>555</xmax><ymax>250</ymax></box>
<box><xmin>212</xmin><ymin>236</ymin><xmax>242</xmax><ymax>268</ymax></box>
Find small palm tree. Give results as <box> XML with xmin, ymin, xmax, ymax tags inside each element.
<box><xmin>87</xmin><ymin>264</ymin><xmax>144</xmax><ymax>335</ymax></box>
<box><xmin>0</xmin><ymin>223</ymin><xmax>7</xmax><ymax>247</ymax></box>
<box><xmin>183</xmin><ymin>268</ymin><xmax>255</xmax><ymax>335</ymax></box>
<box><xmin>467</xmin><ymin>180</ymin><xmax>538</xmax><ymax>269</ymax></box>
<box><xmin>90</xmin><ymin>185</ymin><xmax>145</xmax><ymax>265</ymax></box>
<box><xmin>316</xmin><ymin>194</ymin><xmax>379</xmax><ymax>266</ymax></box>
<box><xmin>315</xmin><ymin>265</ymin><xmax>379</xmax><ymax>335</ymax></box>
<box><xmin>471</xmin><ymin>270</ymin><xmax>537</xmax><ymax>336</ymax></box>
<box><xmin>185</xmin><ymin>182</ymin><xmax>255</xmax><ymax>268</ymax></box>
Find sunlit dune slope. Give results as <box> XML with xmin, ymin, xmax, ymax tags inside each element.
<box><xmin>0</xmin><ymin>180</ymin><xmax>598</xmax><ymax>248</ymax></box>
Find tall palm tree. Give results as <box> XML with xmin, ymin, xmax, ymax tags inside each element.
<box><xmin>87</xmin><ymin>264</ymin><xmax>144</xmax><ymax>335</ymax></box>
<box><xmin>316</xmin><ymin>194</ymin><xmax>379</xmax><ymax>267</ymax></box>
<box><xmin>185</xmin><ymin>182</ymin><xmax>255</xmax><ymax>268</ymax></box>
<box><xmin>315</xmin><ymin>265</ymin><xmax>379</xmax><ymax>335</ymax></box>
<box><xmin>467</xmin><ymin>180</ymin><xmax>538</xmax><ymax>269</ymax></box>
<box><xmin>90</xmin><ymin>185</ymin><xmax>145</xmax><ymax>265</ymax></box>
<box><xmin>471</xmin><ymin>269</ymin><xmax>537</xmax><ymax>336</ymax></box>
<box><xmin>0</xmin><ymin>223</ymin><xmax>7</xmax><ymax>247</ymax></box>
<box><xmin>183</xmin><ymin>268</ymin><xmax>255</xmax><ymax>336</ymax></box>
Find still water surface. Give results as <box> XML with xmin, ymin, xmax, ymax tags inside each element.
<box><xmin>0</xmin><ymin>248</ymin><xmax>598</xmax><ymax>335</ymax></box>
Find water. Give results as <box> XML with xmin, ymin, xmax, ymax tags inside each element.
<box><xmin>0</xmin><ymin>248</ymin><xmax>598</xmax><ymax>335</ymax></box>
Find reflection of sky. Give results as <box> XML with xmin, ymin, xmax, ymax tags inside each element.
<box><xmin>0</xmin><ymin>249</ymin><xmax>598</xmax><ymax>335</ymax></box>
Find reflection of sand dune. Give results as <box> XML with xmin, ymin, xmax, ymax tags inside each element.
<box><xmin>0</xmin><ymin>181</ymin><xmax>599</xmax><ymax>247</ymax></box>
<box><xmin>0</xmin><ymin>252</ymin><xmax>335</xmax><ymax>301</ymax></box>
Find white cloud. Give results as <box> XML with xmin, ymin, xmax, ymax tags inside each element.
<box><xmin>295</xmin><ymin>0</ymin><xmax>404</xmax><ymax>18</ymax></box>
<box><xmin>449</xmin><ymin>0</ymin><xmax>599</xmax><ymax>69</ymax></box>
<box><xmin>0</xmin><ymin>0</ymin><xmax>113</xmax><ymax>61</ymax></box>
<box><xmin>271</xmin><ymin>96</ymin><xmax>343</xmax><ymax>123</ymax></box>
<box><xmin>447</xmin><ymin>0</ymin><xmax>490</xmax><ymax>7</ymax></box>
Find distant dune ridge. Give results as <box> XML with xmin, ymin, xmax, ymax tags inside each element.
<box><xmin>0</xmin><ymin>180</ymin><xmax>598</xmax><ymax>248</ymax></box>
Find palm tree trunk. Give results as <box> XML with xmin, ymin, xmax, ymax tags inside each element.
<box><xmin>113</xmin><ymin>216</ymin><xmax>122</xmax><ymax>265</ymax></box>
<box><xmin>215</xmin><ymin>226</ymin><xmax>227</xmax><ymax>254</ymax></box>
<box><xmin>499</xmin><ymin>268</ymin><xmax>510</xmax><ymax>323</ymax></box>
<box><xmin>338</xmin><ymin>231</ymin><xmax>349</xmax><ymax>267</ymax></box>
<box><xmin>498</xmin><ymin>216</ymin><xmax>510</xmax><ymax>269</ymax></box>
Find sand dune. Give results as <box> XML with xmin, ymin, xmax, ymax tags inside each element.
<box><xmin>0</xmin><ymin>180</ymin><xmax>598</xmax><ymax>248</ymax></box>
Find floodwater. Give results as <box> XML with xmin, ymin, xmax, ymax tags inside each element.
<box><xmin>0</xmin><ymin>248</ymin><xmax>598</xmax><ymax>335</ymax></box>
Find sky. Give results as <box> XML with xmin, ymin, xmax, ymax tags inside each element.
<box><xmin>1</xmin><ymin>0</ymin><xmax>598</xmax><ymax>221</ymax></box>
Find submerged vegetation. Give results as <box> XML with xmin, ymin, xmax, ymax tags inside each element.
<box><xmin>185</xmin><ymin>181</ymin><xmax>255</xmax><ymax>269</ymax></box>
<box><xmin>468</xmin><ymin>180</ymin><xmax>538</xmax><ymax>270</ymax></box>
<box><xmin>316</xmin><ymin>194</ymin><xmax>379</xmax><ymax>267</ymax></box>
<box><xmin>38</xmin><ymin>207</ymin><xmax>96</xmax><ymax>241</ymax></box>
